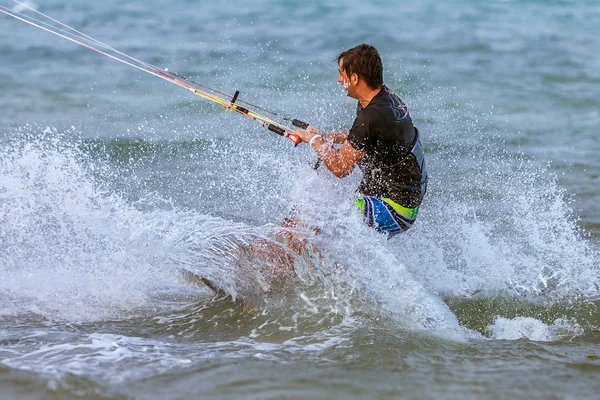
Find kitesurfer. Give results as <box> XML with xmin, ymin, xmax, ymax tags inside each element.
<box><xmin>294</xmin><ymin>44</ymin><xmax>428</xmax><ymax>237</ymax></box>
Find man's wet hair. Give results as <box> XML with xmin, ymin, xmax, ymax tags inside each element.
<box><xmin>336</xmin><ymin>44</ymin><xmax>383</xmax><ymax>89</ymax></box>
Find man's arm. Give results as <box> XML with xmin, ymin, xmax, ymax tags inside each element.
<box><xmin>294</xmin><ymin>128</ymin><xmax>365</xmax><ymax>178</ymax></box>
<box><xmin>306</xmin><ymin>126</ymin><xmax>348</xmax><ymax>144</ymax></box>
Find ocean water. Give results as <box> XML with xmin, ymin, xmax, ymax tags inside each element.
<box><xmin>1</xmin><ymin>0</ymin><xmax>600</xmax><ymax>399</ymax></box>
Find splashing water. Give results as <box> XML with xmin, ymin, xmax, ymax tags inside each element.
<box><xmin>1</xmin><ymin>123</ymin><xmax>598</xmax><ymax>342</ymax></box>
<box><xmin>487</xmin><ymin>316</ymin><xmax>584</xmax><ymax>342</ymax></box>
<box><xmin>0</xmin><ymin>128</ymin><xmax>188</xmax><ymax>320</ymax></box>
<box><xmin>0</xmin><ymin>127</ymin><xmax>470</xmax><ymax>339</ymax></box>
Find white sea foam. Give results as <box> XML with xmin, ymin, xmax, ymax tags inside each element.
<box><xmin>2</xmin><ymin>333</ymin><xmax>198</xmax><ymax>383</ymax></box>
<box><xmin>1</xmin><ymin>327</ymin><xmax>356</xmax><ymax>383</ymax></box>
<box><xmin>486</xmin><ymin>316</ymin><xmax>584</xmax><ymax>342</ymax></box>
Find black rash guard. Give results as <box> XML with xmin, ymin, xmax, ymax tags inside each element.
<box><xmin>346</xmin><ymin>85</ymin><xmax>427</xmax><ymax>208</ymax></box>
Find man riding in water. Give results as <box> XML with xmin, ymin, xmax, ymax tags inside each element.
<box><xmin>294</xmin><ymin>44</ymin><xmax>428</xmax><ymax>237</ymax></box>
<box><xmin>184</xmin><ymin>44</ymin><xmax>428</xmax><ymax>297</ymax></box>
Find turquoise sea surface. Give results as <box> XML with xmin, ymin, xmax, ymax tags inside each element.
<box><xmin>1</xmin><ymin>0</ymin><xmax>600</xmax><ymax>399</ymax></box>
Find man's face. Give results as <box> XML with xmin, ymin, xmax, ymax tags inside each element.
<box><xmin>337</xmin><ymin>59</ymin><xmax>356</xmax><ymax>99</ymax></box>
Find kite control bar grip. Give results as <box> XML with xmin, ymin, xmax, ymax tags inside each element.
<box><xmin>292</xmin><ymin>119</ymin><xmax>309</xmax><ymax>129</ymax></box>
<box><xmin>285</xmin><ymin>132</ymin><xmax>301</xmax><ymax>146</ymax></box>
<box><xmin>268</xmin><ymin>124</ymin><xmax>300</xmax><ymax>146</ymax></box>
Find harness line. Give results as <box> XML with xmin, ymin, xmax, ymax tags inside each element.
<box><xmin>1</xmin><ymin>1</ymin><xmax>304</xmax><ymax>144</ymax></box>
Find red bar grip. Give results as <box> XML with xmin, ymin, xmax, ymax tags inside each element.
<box><xmin>285</xmin><ymin>132</ymin><xmax>300</xmax><ymax>146</ymax></box>
<box><xmin>268</xmin><ymin>124</ymin><xmax>300</xmax><ymax>146</ymax></box>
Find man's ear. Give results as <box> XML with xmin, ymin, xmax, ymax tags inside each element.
<box><xmin>350</xmin><ymin>72</ymin><xmax>359</xmax><ymax>85</ymax></box>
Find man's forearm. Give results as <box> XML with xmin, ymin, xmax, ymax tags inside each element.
<box><xmin>305</xmin><ymin>127</ymin><xmax>348</xmax><ymax>144</ymax></box>
<box><xmin>324</xmin><ymin>131</ymin><xmax>349</xmax><ymax>144</ymax></box>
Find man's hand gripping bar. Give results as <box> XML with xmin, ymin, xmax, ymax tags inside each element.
<box><xmin>267</xmin><ymin>119</ymin><xmax>309</xmax><ymax>146</ymax></box>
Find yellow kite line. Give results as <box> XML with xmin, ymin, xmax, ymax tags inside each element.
<box><xmin>0</xmin><ymin>0</ymin><xmax>302</xmax><ymax>145</ymax></box>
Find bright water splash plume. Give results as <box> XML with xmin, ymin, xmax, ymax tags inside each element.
<box><xmin>0</xmin><ymin>128</ymin><xmax>359</xmax><ymax>328</ymax></box>
<box><xmin>0</xmin><ymin>127</ymin><xmax>183</xmax><ymax>321</ymax></box>
<box><xmin>0</xmin><ymin>127</ymin><xmax>473</xmax><ymax>339</ymax></box>
<box><xmin>4</xmin><ymin>119</ymin><xmax>596</xmax><ymax>340</ymax></box>
<box><xmin>408</xmin><ymin>142</ymin><xmax>600</xmax><ymax>303</ymax></box>
<box><xmin>283</xmin><ymin>169</ymin><xmax>474</xmax><ymax>339</ymax></box>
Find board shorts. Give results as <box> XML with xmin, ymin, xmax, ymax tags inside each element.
<box><xmin>356</xmin><ymin>196</ymin><xmax>419</xmax><ymax>238</ymax></box>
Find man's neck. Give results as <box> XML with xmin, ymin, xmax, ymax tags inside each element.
<box><xmin>357</xmin><ymin>85</ymin><xmax>383</xmax><ymax>108</ymax></box>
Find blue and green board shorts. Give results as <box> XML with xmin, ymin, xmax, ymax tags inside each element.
<box><xmin>356</xmin><ymin>196</ymin><xmax>419</xmax><ymax>237</ymax></box>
